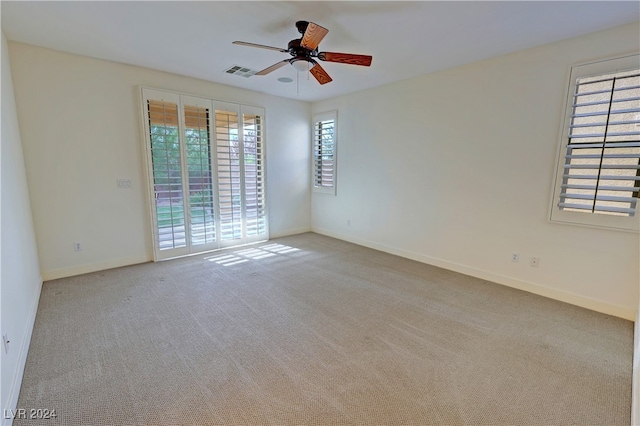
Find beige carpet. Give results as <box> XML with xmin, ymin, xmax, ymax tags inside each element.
<box><xmin>16</xmin><ymin>233</ymin><xmax>632</xmax><ymax>425</ymax></box>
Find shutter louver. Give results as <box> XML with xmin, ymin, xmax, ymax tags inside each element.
<box><xmin>559</xmin><ymin>70</ymin><xmax>640</xmax><ymax>217</ymax></box>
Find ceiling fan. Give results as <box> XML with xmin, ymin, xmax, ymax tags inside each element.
<box><xmin>233</xmin><ymin>21</ymin><xmax>372</xmax><ymax>85</ymax></box>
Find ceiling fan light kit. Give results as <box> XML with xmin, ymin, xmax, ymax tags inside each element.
<box><xmin>291</xmin><ymin>58</ymin><xmax>314</xmax><ymax>72</ymax></box>
<box><xmin>233</xmin><ymin>20</ymin><xmax>372</xmax><ymax>85</ymax></box>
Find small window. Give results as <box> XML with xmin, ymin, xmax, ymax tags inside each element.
<box><xmin>550</xmin><ymin>55</ymin><xmax>640</xmax><ymax>232</ymax></box>
<box><xmin>312</xmin><ymin>111</ymin><xmax>337</xmax><ymax>194</ymax></box>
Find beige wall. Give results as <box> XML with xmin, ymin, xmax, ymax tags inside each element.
<box><xmin>1</xmin><ymin>32</ymin><xmax>42</xmax><ymax>420</ymax></box>
<box><xmin>311</xmin><ymin>22</ymin><xmax>640</xmax><ymax>319</ymax></box>
<box><xmin>8</xmin><ymin>42</ymin><xmax>312</xmax><ymax>280</ymax></box>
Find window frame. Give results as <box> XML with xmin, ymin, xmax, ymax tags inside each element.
<box><xmin>312</xmin><ymin>110</ymin><xmax>338</xmax><ymax>195</ymax></box>
<box><xmin>549</xmin><ymin>54</ymin><xmax>640</xmax><ymax>232</ymax></box>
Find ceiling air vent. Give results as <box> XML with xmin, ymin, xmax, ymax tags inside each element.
<box><xmin>224</xmin><ymin>65</ymin><xmax>258</xmax><ymax>78</ymax></box>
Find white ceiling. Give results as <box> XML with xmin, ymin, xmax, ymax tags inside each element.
<box><xmin>2</xmin><ymin>1</ymin><xmax>639</xmax><ymax>102</ymax></box>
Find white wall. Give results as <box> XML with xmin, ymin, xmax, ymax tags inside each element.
<box><xmin>634</xmin><ymin>308</ymin><xmax>640</xmax><ymax>425</ymax></box>
<box><xmin>1</xmin><ymin>32</ymin><xmax>43</xmax><ymax>423</ymax></box>
<box><xmin>311</xmin><ymin>22</ymin><xmax>640</xmax><ymax>320</ymax></box>
<box><xmin>634</xmin><ymin>241</ymin><xmax>640</xmax><ymax>424</ymax></box>
<box><xmin>8</xmin><ymin>42</ymin><xmax>311</xmax><ymax>280</ymax></box>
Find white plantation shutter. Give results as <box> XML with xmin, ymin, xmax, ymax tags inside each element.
<box><xmin>141</xmin><ymin>88</ymin><xmax>268</xmax><ymax>260</ymax></box>
<box><xmin>559</xmin><ymin>70</ymin><xmax>640</xmax><ymax>215</ymax></box>
<box><xmin>213</xmin><ymin>103</ymin><xmax>267</xmax><ymax>246</ymax></box>
<box><xmin>313</xmin><ymin>111</ymin><xmax>337</xmax><ymax>194</ymax></box>
<box><xmin>182</xmin><ymin>95</ymin><xmax>217</xmax><ymax>249</ymax></box>
<box><xmin>242</xmin><ymin>107</ymin><xmax>266</xmax><ymax>237</ymax></box>
<box><xmin>145</xmin><ymin>92</ymin><xmax>188</xmax><ymax>255</ymax></box>
<box><xmin>551</xmin><ymin>55</ymin><xmax>640</xmax><ymax>232</ymax></box>
<box><xmin>215</xmin><ymin>102</ymin><xmax>243</xmax><ymax>242</ymax></box>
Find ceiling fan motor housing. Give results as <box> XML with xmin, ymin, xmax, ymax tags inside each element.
<box><xmin>287</xmin><ymin>39</ymin><xmax>316</xmax><ymax>59</ymax></box>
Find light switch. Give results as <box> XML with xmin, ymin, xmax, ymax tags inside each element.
<box><xmin>117</xmin><ymin>179</ymin><xmax>132</xmax><ymax>189</ymax></box>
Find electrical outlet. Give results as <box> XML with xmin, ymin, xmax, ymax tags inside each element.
<box><xmin>3</xmin><ymin>333</ymin><xmax>9</xmax><ymax>354</ymax></box>
<box><xmin>511</xmin><ymin>253</ymin><xmax>519</xmax><ymax>263</ymax></box>
<box><xmin>347</xmin><ymin>219</ymin><xmax>351</xmax><ymax>227</ymax></box>
<box><xmin>74</xmin><ymin>242</ymin><xmax>82</xmax><ymax>252</ymax></box>
<box><xmin>530</xmin><ymin>257</ymin><xmax>540</xmax><ymax>267</ymax></box>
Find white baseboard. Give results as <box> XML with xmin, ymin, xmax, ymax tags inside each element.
<box><xmin>312</xmin><ymin>227</ymin><xmax>635</xmax><ymax>321</ymax></box>
<box><xmin>42</xmin><ymin>232</ymin><xmax>320</xmax><ymax>281</ymax></box>
<box><xmin>42</xmin><ymin>255</ymin><xmax>151</xmax><ymax>281</ymax></box>
<box><xmin>2</xmin><ymin>276</ymin><xmax>43</xmax><ymax>426</ymax></box>
<box><xmin>633</xmin><ymin>309</ymin><xmax>640</xmax><ymax>425</ymax></box>
<box><xmin>269</xmin><ymin>226</ymin><xmax>312</xmax><ymax>239</ymax></box>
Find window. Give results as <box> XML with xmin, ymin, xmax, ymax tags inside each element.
<box><xmin>312</xmin><ymin>111</ymin><xmax>337</xmax><ymax>194</ymax></box>
<box><xmin>550</xmin><ymin>55</ymin><xmax>640</xmax><ymax>232</ymax></box>
<box><xmin>141</xmin><ymin>88</ymin><xmax>267</xmax><ymax>260</ymax></box>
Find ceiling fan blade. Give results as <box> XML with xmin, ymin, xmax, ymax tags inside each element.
<box><xmin>256</xmin><ymin>60</ymin><xmax>290</xmax><ymax>76</ymax></box>
<box><xmin>300</xmin><ymin>22</ymin><xmax>328</xmax><ymax>51</ymax></box>
<box><xmin>317</xmin><ymin>52</ymin><xmax>372</xmax><ymax>67</ymax></box>
<box><xmin>309</xmin><ymin>61</ymin><xmax>333</xmax><ymax>85</ymax></box>
<box><xmin>232</xmin><ymin>41</ymin><xmax>287</xmax><ymax>53</ymax></box>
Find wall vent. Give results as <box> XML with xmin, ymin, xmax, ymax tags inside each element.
<box><xmin>224</xmin><ymin>65</ymin><xmax>258</xmax><ymax>78</ymax></box>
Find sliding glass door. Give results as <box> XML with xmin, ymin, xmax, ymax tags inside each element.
<box><xmin>141</xmin><ymin>88</ymin><xmax>267</xmax><ymax>260</ymax></box>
